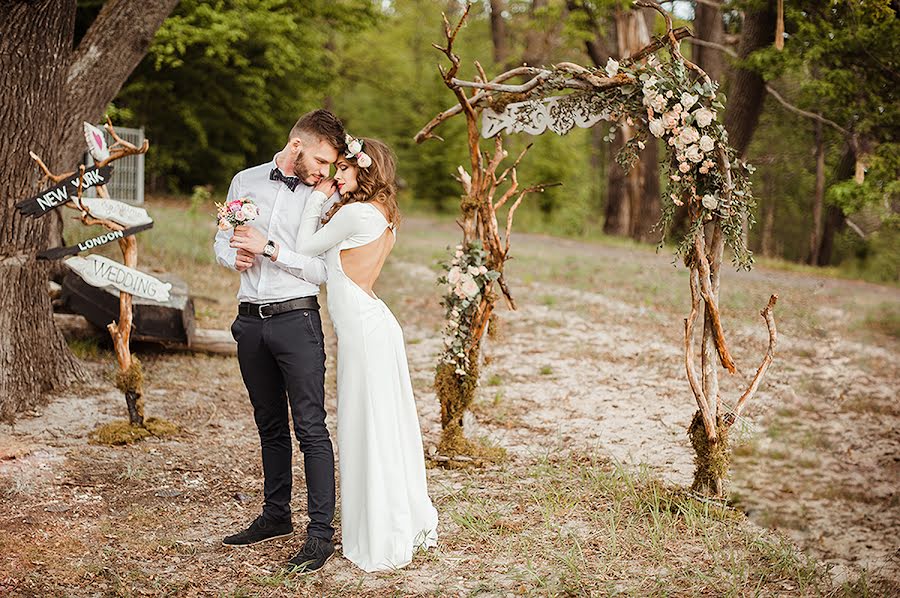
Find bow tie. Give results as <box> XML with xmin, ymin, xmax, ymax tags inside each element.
<box><xmin>270</xmin><ymin>168</ymin><xmax>299</xmax><ymax>191</ymax></box>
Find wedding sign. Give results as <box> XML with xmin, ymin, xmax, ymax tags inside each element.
<box><xmin>16</xmin><ymin>165</ymin><xmax>114</xmax><ymax>217</ymax></box>
<box><xmin>481</xmin><ymin>92</ymin><xmax>613</xmax><ymax>138</ymax></box>
<box><xmin>78</xmin><ymin>197</ymin><xmax>153</xmax><ymax>227</ymax></box>
<box><xmin>65</xmin><ymin>255</ymin><xmax>172</xmax><ymax>302</ymax></box>
<box><xmin>38</xmin><ymin>223</ymin><xmax>153</xmax><ymax>260</ymax></box>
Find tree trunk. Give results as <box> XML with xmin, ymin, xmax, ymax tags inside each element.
<box><xmin>0</xmin><ymin>0</ymin><xmax>177</xmax><ymax>420</ymax></box>
<box><xmin>723</xmin><ymin>2</ymin><xmax>776</xmax><ymax>157</ymax></box>
<box><xmin>760</xmin><ymin>194</ymin><xmax>776</xmax><ymax>257</ymax></box>
<box><xmin>816</xmin><ymin>144</ymin><xmax>854</xmax><ymax>266</ymax></box>
<box><xmin>603</xmin><ymin>8</ymin><xmax>660</xmax><ymax>240</ymax></box>
<box><xmin>723</xmin><ymin>2</ymin><xmax>775</xmax><ymax>249</ymax></box>
<box><xmin>692</xmin><ymin>2</ymin><xmax>726</xmax><ymax>83</ymax></box>
<box><xmin>807</xmin><ymin>120</ymin><xmax>826</xmax><ymax>264</ymax></box>
<box><xmin>631</xmin><ymin>136</ymin><xmax>661</xmax><ymax>242</ymax></box>
<box><xmin>521</xmin><ymin>0</ymin><xmax>547</xmax><ymax>67</ymax></box>
<box><xmin>605</xmin><ymin>128</ymin><xmax>632</xmax><ymax>236</ymax></box>
<box><xmin>489</xmin><ymin>0</ymin><xmax>509</xmax><ymax>67</ymax></box>
<box><xmin>0</xmin><ymin>1</ymin><xmax>84</xmax><ymax>419</ymax></box>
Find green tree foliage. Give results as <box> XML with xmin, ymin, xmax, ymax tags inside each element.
<box><xmin>742</xmin><ymin>0</ymin><xmax>898</xmax><ymax>278</ymax></box>
<box><xmin>114</xmin><ymin>0</ymin><xmax>376</xmax><ymax>190</ymax></box>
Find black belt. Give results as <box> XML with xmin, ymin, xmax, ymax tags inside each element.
<box><xmin>238</xmin><ymin>296</ymin><xmax>319</xmax><ymax>319</ymax></box>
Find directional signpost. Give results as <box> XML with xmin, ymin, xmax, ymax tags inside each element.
<box><xmin>23</xmin><ymin>118</ymin><xmax>155</xmax><ymax>430</ymax></box>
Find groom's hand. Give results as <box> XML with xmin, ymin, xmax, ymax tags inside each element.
<box><xmin>230</xmin><ymin>225</ymin><xmax>267</xmax><ymax>255</ymax></box>
<box><xmin>234</xmin><ymin>248</ymin><xmax>255</xmax><ymax>272</ymax></box>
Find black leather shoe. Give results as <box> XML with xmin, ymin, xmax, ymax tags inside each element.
<box><xmin>285</xmin><ymin>536</ymin><xmax>335</xmax><ymax>574</ymax></box>
<box><xmin>222</xmin><ymin>515</ymin><xmax>293</xmax><ymax>546</ymax></box>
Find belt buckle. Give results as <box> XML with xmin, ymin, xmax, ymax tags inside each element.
<box><xmin>258</xmin><ymin>303</ymin><xmax>273</xmax><ymax>319</ymax></box>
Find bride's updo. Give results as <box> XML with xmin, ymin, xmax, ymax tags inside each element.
<box><xmin>322</xmin><ymin>138</ymin><xmax>400</xmax><ymax>227</ymax></box>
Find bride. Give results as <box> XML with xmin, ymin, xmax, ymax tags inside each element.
<box><xmin>289</xmin><ymin>135</ymin><xmax>437</xmax><ymax>572</ymax></box>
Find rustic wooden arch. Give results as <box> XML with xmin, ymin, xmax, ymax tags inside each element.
<box><xmin>415</xmin><ymin>1</ymin><xmax>777</xmax><ymax>496</ymax></box>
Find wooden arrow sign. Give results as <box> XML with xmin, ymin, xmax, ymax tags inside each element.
<box><xmin>37</xmin><ymin>223</ymin><xmax>154</xmax><ymax>260</ymax></box>
<box><xmin>78</xmin><ymin>197</ymin><xmax>153</xmax><ymax>227</ymax></box>
<box><xmin>16</xmin><ymin>165</ymin><xmax>114</xmax><ymax>217</ymax></box>
<box><xmin>64</xmin><ymin>255</ymin><xmax>172</xmax><ymax>303</ymax></box>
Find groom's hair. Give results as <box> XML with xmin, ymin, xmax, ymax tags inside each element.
<box><xmin>289</xmin><ymin>109</ymin><xmax>346</xmax><ymax>152</ymax></box>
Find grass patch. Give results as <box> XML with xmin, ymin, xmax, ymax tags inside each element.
<box><xmin>437</xmin><ymin>450</ymin><xmax>844</xmax><ymax>596</ymax></box>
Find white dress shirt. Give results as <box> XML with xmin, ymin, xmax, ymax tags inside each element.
<box><xmin>213</xmin><ymin>155</ymin><xmax>334</xmax><ymax>303</ymax></box>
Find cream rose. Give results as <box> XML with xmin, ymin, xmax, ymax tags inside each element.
<box><xmin>447</xmin><ymin>266</ymin><xmax>462</xmax><ymax>284</ymax></box>
<box><xmin>698</xmin><ymin>135</ymin><xmax>715</xmax><ymax>153</ymax></box>
<box><xmin>649</xmin><ymin>118</ymin><xmax>666</xmax><ymax>138</ymax></box>
<box><xmin>694</xmin><ymin>107</ymin><xmax>716</xmax><ymax>128</ymax></box>
<box><xmin>461</xmin><ymin>277</ymin><xmax>480</xmax><ymax>297</ymax></box>
<box><xmin>661</xmin><ymin>110</ymin><xmax>679</xmax><ymax>130</ymax></box>
<box><xmin>679</xmin><ymin>126</ymin><xmax>700</xmax><ymax>145</ymax></box>
<box><xmin>686</xmin><ymin>144</ymin><xmax>704</xmax><ymax>163</ymax></box>
<box><xmin>680</xmin><ymin>92</ymin><xmax>698</xmax><ymax>110</ymax></box>
<box><xmin>356</xmin><ymin>152</ymin><xmax>372</xmax><ymax>168</ymax></box>
<box><xmin>241</xmin><ymin>203</ymin><xmax>258</xmax><ymax>220</ymax></box>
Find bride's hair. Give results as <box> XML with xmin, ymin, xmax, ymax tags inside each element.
<box><xmin>322</xmin><ymin>138</ymin><xmax>400</xmax><ymax>227</ymax></box>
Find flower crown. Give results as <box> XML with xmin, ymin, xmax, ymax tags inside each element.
<box><xmin>344</xmin><ymin>134</ymin><xmax>372</xmax><ymax>168</ymax></box>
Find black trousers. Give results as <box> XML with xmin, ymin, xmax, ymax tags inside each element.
<box><xmin>231</xmin><ymin>307</ymin><xmax>335</xmax><ymax>540</ymax></box>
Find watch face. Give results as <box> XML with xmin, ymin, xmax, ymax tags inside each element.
<box><xmin>263</xmin><ymin>241</ymin><xmax>275</xmax><ymax>257</ymax></box>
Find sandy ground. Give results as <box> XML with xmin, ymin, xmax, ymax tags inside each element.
<box><xmin>1</xmin><ymin>215</ymin><xmax>897</xmax><ymax>595</ymax></box>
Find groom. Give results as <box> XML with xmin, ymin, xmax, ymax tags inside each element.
<box><xmin>213</xmin><ymin>109</ymin><xmax>345</xmax><ymax>573</ymax></box>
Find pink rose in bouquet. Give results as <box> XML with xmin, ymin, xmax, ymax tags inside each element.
<box><xmin>216</xmin><ymin>197</ymin><xmax>258</xmax><ymax>230</ymax></box>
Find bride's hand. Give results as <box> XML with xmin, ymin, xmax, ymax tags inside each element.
<box><xmin>315</xmin><ymin>177</ymin><xmax>337</xmax><ymax>197</ymax></box>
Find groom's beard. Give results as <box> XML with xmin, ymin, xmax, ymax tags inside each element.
<box><xmin>292</xmin><ymin>150</ymin><xmax>320</xmax><ymax>186</ymax></box>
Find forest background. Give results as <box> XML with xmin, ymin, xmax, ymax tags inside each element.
<box><xmin>78</xmin><ymin>0</ymin><xmax>899</xmax><ymax>284</ymax></box>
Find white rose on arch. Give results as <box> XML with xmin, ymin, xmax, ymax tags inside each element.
<box><xmin>447</xmin><ymin>266</ymin><xmax>462</xmax><ymax>284</ymax></box>
<box><xmin>461</xmin><ymin>278</ymin><xmax>480</xmax><ymax>298</ymax></box>
<box><xmin>649</xmin><ymin>118</ymin><xmax>666</xmax><ymax>138</ymax></box>
<box><xmin>680</xmin><ymin>92</ymin><xmax>699</xmax><ymax>110</ymax></box>
<box><xmin>694</xmin><ymin>107</ymin><xmax>716</xmax><ymax>128</ymax></box>
<box><xmin>698</xmin><ymin>135</ymin><xmax>715</xmax><ymax>153</ymax></box>
<box><xmin>679</xmin><ymin>126</ymin><xmax>700</xmax><ymax>146</ymax></box>
<box><xmin>661</xmin><ymin>110</ymin><xmax>679</xmax><ymax>130</ymax></box>
<box><xmin>685</xmin><ymin>144</ymin><xmax>704</xmax><ymax>163</ymax></box>
<box><xmin>702</xmin><ymin>194</ymin><xmax>719</xmax><ymax>210</ymax></box>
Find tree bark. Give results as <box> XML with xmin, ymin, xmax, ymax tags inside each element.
<box><xmin>0</xmin><ymin>0</ymin><xmax>177</xmax><ymax>419</ymax></box>
<box><xmin>807</xmin><ymin>120</ymin><xmax>825</xmax><ymax>264</ymax></box>
<box><xmin>521</xmin><ymin>0</ymin><xmax>547</xmax><ymax>67</ymax></box>
<box><xmin>723</xmin><ymin>2</ymin><xmax>776</xmax><ymax>157</ymax></box>
<box><xmin>602</xmin><ymin>7</ymin><xmax>660</xmax><ymax>240</ymax></box>
<box><xmin>489</xmin><ymin>0</ymin><xmax>509</xmax><ymax>67</ymax></box>
<box><xmin>816</xmin><ymin>144</ymin><xmax>854</xmax><ymax>266</ymax></box>
<box><xmin>692</xmin><ymin>1</ymin><xmax>726</xmax><ymax>83</ymax></box>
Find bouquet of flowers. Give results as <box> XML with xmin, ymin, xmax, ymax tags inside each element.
<box><xmin>216</xmin><ymin>197</ymin><xmax>258</xmax><ymax>230</ymax></box>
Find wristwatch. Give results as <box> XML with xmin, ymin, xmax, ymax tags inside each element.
<box><xmin>262</xmin><ymin>240</ymin><xmax>277</xmax><ymax>259</ymax></box>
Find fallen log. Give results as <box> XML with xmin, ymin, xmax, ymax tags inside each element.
<box><xmin>54</xmin><ymin>312</ymin><xmax>236</xmax><ymax>355</ymax></box>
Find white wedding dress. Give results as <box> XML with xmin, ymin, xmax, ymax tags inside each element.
<box><xmin>291</xmin><ymin>191</ymin><xmax>438</xmax><ymax>572</ymax></box>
